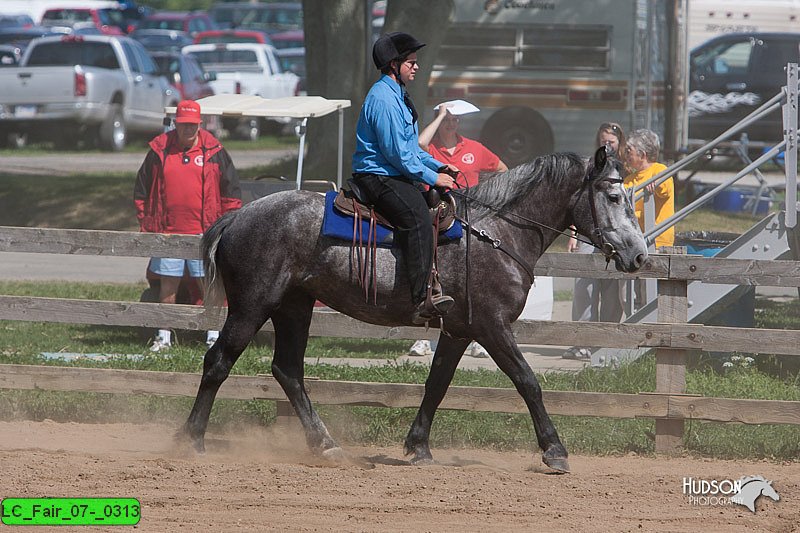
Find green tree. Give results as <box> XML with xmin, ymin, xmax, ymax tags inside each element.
<box><xmin>301</xmin><ymin>0</ymin><xmax>454</xmax><ymax>179</ymax></box>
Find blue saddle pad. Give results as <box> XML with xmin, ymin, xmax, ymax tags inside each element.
<box><xmin>321</xmin><ymin>190</ymin><xmax>462</xmax><ymax>247</ymax></box>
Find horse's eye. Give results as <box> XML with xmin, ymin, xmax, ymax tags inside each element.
<box><xmin>608</xmin><ymin>194</ymin><xmax>621</xmax><ymax>204</ymax></box>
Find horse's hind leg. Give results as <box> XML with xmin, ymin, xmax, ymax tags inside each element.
<box><xmin>270</xmin><ymin>290</ymin><xmax>341</xmax><ymax>456</ymax></box>
<box><xmin>404</xmin><ymin>334</ymin><xmax>470</xmax><ymax>464</ymax></box>
<box><xmin>182</xmin><ymin>307</ymin><xmax>268</xmax><ymax>453</ymax></box>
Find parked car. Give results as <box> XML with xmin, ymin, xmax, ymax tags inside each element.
<box><xmin>150</xmin><ymin>51</ymin><xmax>215</xmax><ymax>101</ymax></box>
<box><xmin>119</xmin><ymin>3</ymin><xmax>154</xmax><ymax>33</ymax></box>
<box><xmin>40</xmin><ymin>7</ymin><xmax>126</xmax><ymax>36</ymax></box>
<box><xmin>193</xmin><ymin>29</ymin><xmax>271</xmax><ymax>45</ymax></box>
<box><xmin>0</xmin><ymin>26</ymin><xmax>61</xmax><ymax>47</ymax></box>
<box><xmin>183</xmin><ymin>42</ymin><xmax>300</xmax><ymax>139</ymax></box>
<box><xmin>0</xmin><ymin>44</ymin><xmax>23</xmax><ymax>66</ymax></box>
<box><xmin>208</xmin><ymin>2</ymin><xmax>302</xmax><ymax>34</ymax></box>
<box><xmin>276</xmin><ymin>47</ymin><xmax>306</xmax><ymax>93</ymax></box>
<box><xmin>0</xmin><ymin>34</ymin><xmax>180</xmax><ymax>150</ymax></box>
<box><xmin>131</xmin><ymin>29</ymin><xmax>192</xmax><ymax>52</ymax></box>
<box><xmin>688</xmin><ymin>32</ymin><xmax>800</xmax><ymax>148</ymax></box>
<box><xmin>269</xmin><ymin>29</ymin><xmax>302</xmax><ymax>50</ymax></box>
<box><xmin>137</xmin><ymin>11</ymin><xmax>216</xmax><ymax>38</ymax></box>
<box><xmin>0</xmin><ymin>14</ymin><xmax>35</xmax><ymax>28</ymax></box>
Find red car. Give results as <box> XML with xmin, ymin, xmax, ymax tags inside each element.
<box><xmin>269</xmin><ymin>29</ymin><xmax>302</xmax><ymax>50</ymax></box>
<box><xmin>137</xmin><ymin>11</ymin><xmax>216</xmax><ymax>37</ymax></box>
<box><xmin>150</xmin><ymin>51</ymin><xmax>215</xmax><ymax>101</ymax></box>
<box><xmin>40</xmin><ymin>7</ymin><xmax>126</xmax><ymax>35</ymax></box>
<box><xmin>193</xmin><ymin>29</ymin><xmax>271</xmax><ymax>45</ymax></box>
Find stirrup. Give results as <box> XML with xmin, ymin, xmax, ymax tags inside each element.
<box><xmin>412</xmin><ymin>295</ymin><xmax>454</xmax><ymax>325</ymax></box>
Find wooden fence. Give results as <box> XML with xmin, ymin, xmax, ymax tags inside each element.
<box><xmin>1</xmin><ymin>225</ymin><xmax>799</xmax><ymax>454</ymax></box>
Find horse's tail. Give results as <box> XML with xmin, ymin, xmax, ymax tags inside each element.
<box><xmin>202</xmin><ymin>210</ymin><xmax>238</xmax><ymax>309</ymax></box>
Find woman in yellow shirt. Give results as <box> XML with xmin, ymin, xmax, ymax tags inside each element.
<box><xmin>622</xmin><ymin>129</ymin><xmax>675</xmax><ymax>249</ymax></box>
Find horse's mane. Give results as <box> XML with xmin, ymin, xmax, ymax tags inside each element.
<box><xmin>740</xmin><ymin>475</ymin><xmax>769</xmax><ymax>486</ymax></box>
<box><xmin>456</xmin><ymin>152</ymin><xmax>589</xmax><ymax>219</ymax></box>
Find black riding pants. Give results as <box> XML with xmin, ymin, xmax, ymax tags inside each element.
<box><xmin>352</xmin><ymin>174</ymin><xmax>432</xmax><ymax>304</ymax></box>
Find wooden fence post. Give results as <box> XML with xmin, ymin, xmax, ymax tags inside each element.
<box><xmin>275</xmin><ymin>400</ymin><xmax>297</xmax><ymax>429</ymax></box>
<box><xmin>655</xmin><ymin>247</ymin><xmax>688</xmax><ymax>454</ymax></box>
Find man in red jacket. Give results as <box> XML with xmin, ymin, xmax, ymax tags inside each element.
<box><xmin>134</xmin><ymin>99</ymin><xmax>241</xmax><ymax>352</ymax></box>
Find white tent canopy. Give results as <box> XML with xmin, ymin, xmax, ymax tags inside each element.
<box><xmin>165</xmin><ymin>95</ymin><xmax>351</xmax><ymax>190</ymax></box>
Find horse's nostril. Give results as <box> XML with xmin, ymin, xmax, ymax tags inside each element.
<box><xmin>634</xmin><ymin>253</ymin><xmax>646</xmax><ymax>268</ymax></box>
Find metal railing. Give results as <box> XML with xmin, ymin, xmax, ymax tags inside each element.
<box><xmin>630</xmin><ymin>63</ymin><xmax>799</xmax><ymax>247</ymax></box>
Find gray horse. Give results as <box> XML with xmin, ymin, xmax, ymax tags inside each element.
<box><xmin>180</xmin><ymin>147</ymin><xmax>647</xmax><ymax>473</ymax></box>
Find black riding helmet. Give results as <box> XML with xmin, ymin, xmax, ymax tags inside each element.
<box><xmin>372</xmin><ymin>32</ymin><xmax>425</xmax><ymax>70</ymax></box>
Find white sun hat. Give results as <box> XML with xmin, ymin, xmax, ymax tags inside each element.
<box><xmin>433</xmin><ymin>99</ymin><xmax>480</xmax><ymax>116</ymax></box>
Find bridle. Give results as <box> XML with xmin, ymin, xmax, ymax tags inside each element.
<box><xmin>449</xmin><ymin>163</ymin><xmax>624</xmax><ymax>266</ymax></box>
<box><xmin>581</xmin><ymin>168</ymin><xmax>625</xmax><ymax>266</ymax></box>
<box><xmin>444</xmin><ymin>161</ymin><xmax>623</xmax><ymax>326</ymax></box>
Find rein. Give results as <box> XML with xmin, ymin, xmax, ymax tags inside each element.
<box><xmin>449</xmin><ymin>172</ymin><xmax>623</xmax><ymax>265</ymax></box>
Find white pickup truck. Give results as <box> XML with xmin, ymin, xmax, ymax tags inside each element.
<box><xmin>0</xmin><ymin>34</ymin><xmax>179</xmax><ymax>151</ymax></box>
<box><xmin>182</xmin><ymin>42</ymin><xmax>300</xmax><ymax>140</ymax></box>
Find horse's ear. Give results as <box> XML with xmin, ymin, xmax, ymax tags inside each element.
<box><xmin>593</xmin><ymin>146</ymin><xmax>607</xmax><ymax>171</ymax></box>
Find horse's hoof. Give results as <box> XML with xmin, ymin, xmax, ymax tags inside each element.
<box><xmin>410</xmin><ymin>456</ymin><xmax>435</xmax><ymax>466</ymax></box>
<box><xmin>542</xmin><ymin>455</ymin><xmax>570</xmax><ymax>473</ymax></box>
<box><xmin>192</xmin><ymin>440</ymin><xmax>206</xmax><ymax>455</ymax></box>
<box><xmin>321</xmin><ymin>446</ymin><xmax>346</xmax><ymax>462</ymax></box>
<box><xmin>173</xmin><ymin>427</ymin><xmax>206</xmax><ymax>455</ymax></box>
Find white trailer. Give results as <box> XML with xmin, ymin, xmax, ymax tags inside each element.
<box><xmin>688</xmin><ymin>0</ymin><xmax>800</xmax><ymax>49</ymax></box>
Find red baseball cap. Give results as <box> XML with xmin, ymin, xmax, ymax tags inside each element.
<box><xmin>175</xmin><ymin>100</ymin><xmax>202</xmax><ymax>124</ymax></box>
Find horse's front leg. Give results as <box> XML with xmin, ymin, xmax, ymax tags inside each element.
<box><xmin>404</xmin><ymin>334</ymin><xmax>470</xmax><ymax>464</ymax></box>
<box><xmin>479</xmin><ymin>328</ymin><xmax>569</xmax><ymax>473</ymax></box>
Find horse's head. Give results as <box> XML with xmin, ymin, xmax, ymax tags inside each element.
<box><xmin>571</xmin><ymin>147</ymin><xmax>648</xmax><ymax>273</ymax></box>
<box><xmin>761</xmin><ymin>482</ymin><xmax>780</xmax><ymax>502</ymax></box>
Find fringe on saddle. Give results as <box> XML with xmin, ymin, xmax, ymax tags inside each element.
<box><xmin>333</xmin><ymin>186</ymin><xmax>457</xmax><ymax>305</ymax></box>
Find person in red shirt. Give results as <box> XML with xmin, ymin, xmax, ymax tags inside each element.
<box><xmin>409</xmin><ymin>101</ymin><xmax>508</xmax><ymax>358</ymax></box>
<box><xmin>134</xmin><ymin>99</ymin><xmax>241</xmax><ymax>352</ymax></box>
<box><xmin>419</xmin><ymin>101</ymin><xmax>508</xmax><ymax>188</ymax></box>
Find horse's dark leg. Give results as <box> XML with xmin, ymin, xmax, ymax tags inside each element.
<box><xmin>404</xmin><ymin>334</ymin><xmax>470</xmax><ymax>464</ymax></box>
<box><xmin>270</xmin><ymin>290</ymin><xmax>341</xmax><ymax>457</ymax></box>
<box><xmin>481</xmin><ymin>329</ymin><xmax>569</xmax><ymax>473</ymax></box>
<box><xmin>182</xmin><ymin>308</ymin><xmax>268</xmax><ymax>453</ymax></box>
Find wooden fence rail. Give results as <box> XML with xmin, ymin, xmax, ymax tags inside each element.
<box><xmin>2</xmin><ymin>364</ymin><xmax>799</xmax><ymax>426</ymax></box>
<box><xmin>1</xmin><ymin>225</ymin><xmax>800</xmax><ymax>455</ymax></box>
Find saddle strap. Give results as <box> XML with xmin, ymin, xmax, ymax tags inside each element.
<box><xmin>424</xmin><ymin>206</ymin><xmax>443</xmax><ymax>312</ymax></box>
<box><xmin>370</xmin><ymin>209</ymin><xmax>377</xmax><ymax>304</ymax></box>
<box><xmin>351</xmin><ymin>196</ymin><xmax>380</xmax><ymax>305</ymax></box>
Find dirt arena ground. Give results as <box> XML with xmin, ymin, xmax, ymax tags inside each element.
<box><xmin>0</xmin><ymin>420</ymin><xmax>797</xmax><ymax>532</ymax></box>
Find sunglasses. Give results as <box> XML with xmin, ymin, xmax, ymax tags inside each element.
<box><xmin>403</xmin><ymin>59</ymin><xmax>418</xmax><ymax>67</ymax></box>
<box><xmin>600</xmin><ymin>123</ymin><xmax>622</xmax><ymax>134</ymax></box>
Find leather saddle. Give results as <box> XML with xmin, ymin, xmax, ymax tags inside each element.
<box><xmin>333</xmin><ymin>179</ymin><xmax>457</xmax><ymax>233</ymax></box>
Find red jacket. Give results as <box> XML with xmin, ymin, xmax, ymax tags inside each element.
<box><xmin>134</xmin><ymin>128</ymin><xmax>241</xmax><ymax>233</ymax></box>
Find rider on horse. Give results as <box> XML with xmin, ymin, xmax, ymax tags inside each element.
<box><xmin>352</xmin><ymin>32</ymin><xmax>458</xmax><ymax>324</ymax></box>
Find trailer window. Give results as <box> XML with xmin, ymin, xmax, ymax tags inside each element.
<box><xmin>436</xmin><ymin>24</ymin><xmax>610</xmax><ymax>71</ymax></box>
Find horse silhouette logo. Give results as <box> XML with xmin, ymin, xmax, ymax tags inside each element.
<box><xmin>730</xmin><ymin>476</ymin><xmax>780</xmax><ymax>513</ymax></box>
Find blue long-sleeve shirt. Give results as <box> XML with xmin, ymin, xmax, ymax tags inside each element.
<box><xmin>352</xmin><ymin>75</ymin><xmax>443</xmax><ymax>186</ymax></box>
